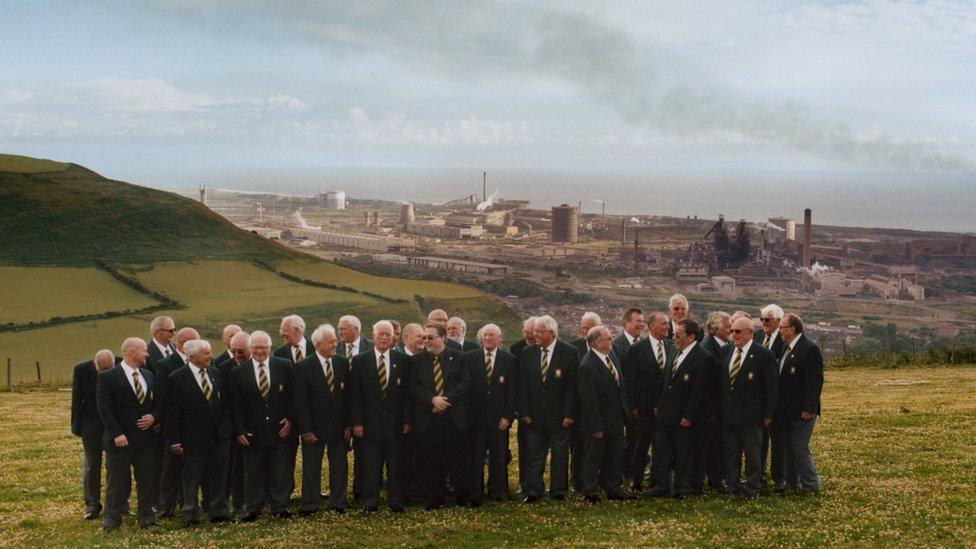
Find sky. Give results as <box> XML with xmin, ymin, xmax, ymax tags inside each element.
<box><xmin>1</xmin><ymin>0</ymin><xmax>974</xmax><ymax>174</ymax></box>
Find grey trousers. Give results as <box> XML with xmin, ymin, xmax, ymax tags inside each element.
<box><xmin>300</xmin><ymin>438</ymin><xmax>349</xmax><ymax>511</ymax></box>
<box><xmin>181</xmin><ymin>441</ymin><xmax>231</xmax><ymax>521</ymax></box>
<box><xmin>581</xmin><ymin>430</ymin><xmax>625</xmax><ymax>498</ymax></box>
<box><xmin>785</xmin><ymin>418</ymin><xmax>820</xmax><ymax>492</ymax></box>
<box><xmin>243</xmin><ymin>442</ymin><xmax>293</xmax><ymax>515</ymax></box>
<box><xmin>104</xmin><ymin>447</ymin><xmax>159</xmax><ymax>528</ymax></box>
<box><xmin>523</xmin><ymin>425</ymin><xmax>570</xmax><ymax>498</ymax></box>
<box><xmin>723</xmin><ymin>426</ymin><xmax>763</xmax><ymax>497</ymax></box>
<box><xmin>81</xmin><ymin>433</ymin><xmax>103</xmax><ymax>513</ymax></box>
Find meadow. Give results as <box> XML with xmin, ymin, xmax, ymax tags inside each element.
<box><xmin>0</xmin><ymin>366</ymin><xmax>973</xmax><ymax>546</ymax></box>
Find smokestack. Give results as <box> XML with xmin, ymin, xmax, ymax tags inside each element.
<box><xmin>803</xmin><ymin>208</ymin><xmax>812</xmax><ymax>269</ymax></box>
<box><xmin>483</xmin><ymin>171</ymin><xmax>486</xmax><ymax>203</ymax></box>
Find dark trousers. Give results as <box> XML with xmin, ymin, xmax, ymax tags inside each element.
<box><xmin>300</xmin><ymin>438</ymin><xmax>349</xmax><ymax>511</ymax></box>
<box><xmin>362</xmin><ymin>437</ymin><xmax>402</xmax><ymax>510</ymax></box>
<box><xmin>470</xmin><ymin>426</ymin><xmax>510</xmax><ymax>502</ymax></box>
<box><xmin>158</xmin><ymin>444</ymin><xmax>183</xmax><ymax>513</ymax></box>
<box><xmin>226</xmin><ymin>441</ymin><xmax>245</xmax><ymax>514</ymax></box>
<box><xmin>723</xmin><ymin>426</ymin><xmax>763</xmax><ymax>497</ymax></box>
<box><xmin>287</xmin><ymin>435</ymin><xmax>299</xmax><ymax>497</ymax></box>
<box><xmin>570</xmin><ymin>428</ymin><xmax>585</xmax><ymax>492</ymax></box>
<box><xmin>689</xmin><ymin>419</ymin><xmax>717</xmax><ymax>492</ymax></box>
<box><xmin>353</xmin><ymin>438</ymin><xmax>365</xmax><ymax>498</ymax></box>
<box><xmin>181</xmin><ymin>440</ymin><xmax>230</xmax><ymax>521</ymax></box>
<box><xmin>399</xmin><ymin>432</ymin><xmax>418</xmax><ymax>504</ymax></box>
<box><xmin>516</xmin><ymin>419</ymin><xmax>529</xmax><ymax>492</ymax></box>
<box><xmin>760</xmin><ymin>426</ymin><xmax>770</xmax><ymax>483</ymax></box>
<box><xmin>417</xmin><ymin>417</ymin><xmax>468</xmax><ymax>506</ymax></box>
<box><xmin>628</xmin><ymin>411</ymin><xmax>656</xmax><ymax>488</ymax></box>
<box><xmin>651</xmin><ymin>424</ymin><xmax>696</xmax><ymax>495</ymax></box>
<box><xmin>581</xmin><ymin>429</ymin><xmax>625</xmax><ymax>498</ymax></box>
<box><xmin>706</xmin><ymin>420</ymin><xmax>726</xmax><ymax>490</ymax></box>
<box><xmin>243</xmin><ymin>441</ymin><xmax>292</xmax><ymax>515</ymax></box>
<box><xmin>623</xmin><ymin>416</ymin><xmax>638</xmax><ymax>482</ymax></box>
<box><xmin>784</xmin><ymin>418</ymin><xmax>820</xmax><ymax>492</ymax></box>
<box><xmin>770</xmin><ymin>422</ymin><xmax>789</xmax><ymax>487</ymax></box>
<box><xmin>523</xmin><ymin>424</ymin><xmax>570</xmax><ymax>498</ymax></box>
<box><xmin>104</xmin><ymin>447</ymin><xmax>159</xmax><ymax>528</ymax></box>
<box><xmin>81</xmin><ymin>433</ymin><xmax>104</xmax><ymax>513</ymax></box>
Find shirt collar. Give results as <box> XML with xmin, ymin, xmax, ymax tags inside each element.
<box><xmin>648</xmin><ymin>334</ymin><xmax>663</xmax><ymax>348</ymax></box>
<box><xmin>735</xmin><ymin>339</ymin><xmax>753</xmax><ymax>356</ymax></box>
<box><xmin>541</xmin><ymin>340</ymin><xmax>556</xmax><ymax>356</ymax></box>
<box><xmin>678</xmin><ymin>341</ymin><xmax>697</xmax><ymax>360</ymax></box>
<box><xmin>121</xmin><ymin>362</ymin><xmax>137</xmax><ymax>377</ymax></box>
<box><xmin>784</xmin><ymin>333</ymin><xmax>801</xmax><ymax>351</ymax></box>
<box><xmin>374</xmin><ymin>348</ymin><xmax>389</xmax><ymax>362</ymax></box>
<box><xmin>765</xmin><ymin>329</ymin><xmax>780</xmax><ymax>342</ymax></box>
<box><xmin>294</xmin><ymin>337</ymin><xmax>307</xmax><ymax>350</ymax></box>
<box><xmin>252</xmin><ymin>358</ymin><xmax>267</xmax><ymax>369</ymax></box>
<box><xmin>175</xmin><ymin>349</ymin><xmax>187</xmax><ymax>363</ymax></box>
<box><xmin>189</xmin><ymin>363</ymin><xmax>204</xmax><ymax>377</ymax></box>
<box><xmin>593</xmin><ymin>349</ymin><xmax>610</xmax><ymax>364</ymax></box>
<box><xmin>714</xmin><ymin>336</ymin><xmax>727</xmax><ymax>346</ymax></box>
<box><xmin>316</xmin><ymin>351</ymin><xmax>332</xmax><ymax>365</ymax></box>
<box><xmin>152</xmin><ymin>339</ymin><xmax>170</xmax><ymax>354</ymax></box>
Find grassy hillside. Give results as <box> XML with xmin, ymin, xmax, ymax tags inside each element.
<box><xmin>1</xmin><ymin>366</ymin><xmax>974</xmax><ymax>545</ymax></box>
<box><xmin>0</xmin><ymin>153</ymin><xmax>71</xmax><ymax>173</ymax></box>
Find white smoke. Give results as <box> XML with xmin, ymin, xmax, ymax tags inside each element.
<box><xmin>799</xmin><ymin>261</ymin><xmax>832</xmax><ymax>277</ymax></box>
<box><xmin>476</xmin><ymin>190</ymin><xmax>499</xmax><ymax>212</ymax></box>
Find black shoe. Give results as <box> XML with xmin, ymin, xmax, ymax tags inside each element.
<box><xmin>363</xmin><ymin>506</ymin><xmax>378</xmax><ymax>513</ymax></box>
<box><xmin>139</xmin><ymin>521</ymin><xmax>158</xmax><ymax>529</ymax></box>
<box><xmin>320</xmin><ymin>491</ymin><xmax>329</xmax><ymax>499</ymax></box>
<box><xmin>550</xmin><ymin>494</ymin><xmax>566</xmax><ymax>501</ymax></box>
<box><xmin>181</xmin><ymin>518</ymin><xmax>200</xmax><ymax>527</ymax></box>
<box><xmin>644</xmin><ymin>489</ymin><xmax>669</xmax><ymax>498</ymax></box>
<box><xmin>241</xmin><ymin>513</ymin><xmax>259</xmax><ymax>522</ymax></box>
<box><xmin>673</xmin><ymin>493</ymin><xmax>686</xmax><ymax>500</ymax></box>
<box><xmin>332</xmin><ymin>507</ymin><xmax>347</xmax><ymax>514</ymax></box>
<box><xmin>157</xmin><ymin>508</ymin><xmax>174</xmax><ymax>519</ymax></box>
<box><xmin>83</xmin><ymin>508</ymin><xmax>101</xmax><ymax>520</ymax></box>
<box><xmin>299</xmin><ymin>510</ymin><xmax>316</xmax><ymax>517</ymax></box>
<box><xmin>274</xmin><ymin>510</ymin><xmax>292</xmax><ymax>519</ymax></box>
<box><xmin>630</xmin><ymin>483</ymin><xmax>642</xmax><ymax>492</ymax></box>
<box><xmin>103</xmin><ymin>524</ymin><xmax>120</xmax><ymax>533</ymax></box>
<box><xmin>607</xmin><ymin>492</ymin><xmax>635</xmax><ymax>500</ymax></box>
<box><xmin>469</xmin><ymin>499</ymin><xmax>483</xmax><ymax>508</ymax></box>
<box><xmin>740</xmin><ymin>493</ymin><xmax>758</xmax><ymax>500</ymax></box>
<box><xmin>390</xmin><ymin>506</ymin><xmax>405</xmax><ymax>513</ymax></box>
<box><xmin>522</xmin><ymin>495</ymin><xmax>539</xmax><ymax>504</ymax></box>
<box><xmin>585</xmin><ymin>495</ymin><xmax>601</xmax><ymax>503</ymax></box>
<box><xmin>210</xmin><ymin>516</ymin><xmax>230</xmax><ymax>523</ymax></box>
<box><xmin>424</xmin><ymin>503</ymin><xmax>443</xmax><ymax>511</ymax></box>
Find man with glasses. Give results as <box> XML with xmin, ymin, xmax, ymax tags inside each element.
<box><xmin>721</xmin><ymin>318</ymin><xmax>777</xmax><ymax>499</ymax></box>
<box><xmin>146</xmin><ymin>316</ymin><xmax>177</xmax><ymax>371</ymax></box>
<box><xmin>755</xmin><ymin>304</ymin><xmax>785</xmax><ymax>485</ymax></box>
<box><xmin>213</xmin><ymin>324</ymin><xmax>241</xmax><ymax>368</ymax></box>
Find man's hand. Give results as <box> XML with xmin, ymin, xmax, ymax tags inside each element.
<box><xmin>136</xmin><ymin>414</ymin><xmax>155</xmax><ymax>430</ymax></box>
<box><xmin>680</xmin><ymin>418</ymin><xmax>692</xmax><ymax>428</ymax></box>
<box><xmin>801</xmin><ymin>411</ymin><xmax>814</xmax><ymax>421</ymax></box>
<box><xmin>592</xmin><ymin>431</ymin><xmax>603</xmax><ymax>439</ymax></box>
<box><xmin>343</xmin><ymin>427</ymin><xmax>352</xmax><ymax>441</ymax></box>
<box><xmin>432</xmin><ymin>396</ymin><xmax>451</xmax><ymax>412</ymax></box>
<box><xmin>762</xmin><ymin>417</ymin><xmax>772</xmax><ymax>428</ymax></box>
<box><xmin>278</xmin><ymin>418</ymin><xmax>292</xmax><ymax>438</ymax></box>
<box><xmin>402</xmin><ymin>424</ymin><xmax>412</xmax><ymax>435</ymax></box>
<box><xmin>521</xmin><ymin>416</ymin><xmax>532</xmax><ymax>425</ymax></box>
<box><xmin>630</xmin><ymin>408</ymin><xmax>639</xmax><ymax>419</ymax></box>
<box><xmin>562</xmin><ymin>418</ymin><xmax>574</xmax><ymax>428</ymax></box>
<box><xmin>114</xmin><ymin>435</ymin><xmax>128</xmax><ymax>448</ymax></box>
<box><xmin>170</xmin><ymin>443</ymin><xmax>184</xmax><ymax>455</ymax></box>
<box><xmin>236</xmin><ymin>434</ymin><xmax>251</xmax><ymax>447</ymax></box>
<box><xmin>498</xmin><ymin>418</ymin><xmax>510</xmax><ymax>431</ymax></box>
<box><xmin>353</xmin><ymin>425</ymin><xmax>364</xmax><ymax>438</ymax></box>
<box><xmin>302</xmin><ymin>433</ymin><xmax>318</xmax><ymax>445</ymax></box>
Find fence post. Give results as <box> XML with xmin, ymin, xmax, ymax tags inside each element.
<box><xmin>6</xmin><ymin>358</ymin><xmax>10</xmax><ymax>390</ymax></box>
<box><xmin>36</xmin><ymin>361</ymin><xmax>41</xmax><ymax>383</ymax></box>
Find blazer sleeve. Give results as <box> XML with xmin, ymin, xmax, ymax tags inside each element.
<box><xmin>409</xmin><ymin>357</ymin><xmax>435</xmax><ymax>406</ymax></box>
<box><xmin>683</xmin><ymin>355</ymin><xmax>712</xmax><ymax>422</ymax></box>
<box><xmin>445</xmin><ymin>358</ymin><xmax>471</xmax><ymax>402</ymax></box>
<box><xmin>292</xmin><ymin>365</ymin><xmax>312</xmax><ymax>436</ymax></box>
<box><xmin>96</xmin><ymin>373</ymin><xmax>122</xmax><ymax>440</ymax></box>
<box><xmin>71</xmin><ymin>364</ymin><xmax>84</xmax><ymax>437</ymax></box>
<box><xmin>231</xmin><ymin>370</ymin><xmax>247</xmax><ymax>438</ymax></box>
<box><xmin>401</xmin><ymin>360</ymin><xmax>413</xmax><ymax>427</ymax></box>
<box><xmin>577</xmin><ymin>363</ymin><xmax>602</xmax><ymax>435</ymax></box>
<box><xmin>517</xmin><ymin>353</ymin><xmax>531</xmax><ymax>419</ymax></box>
<box><xmin>504</xmin><ymin>359</ymin><xmax>517</xmax><ymax>421</ymax></box>
<box><xmin>762</xmin><ymin>353</ymin><xmax>778</xmax><ymax>420</ymax></box>
<box><xmin>165</xmin><ymin>375</ymin><xmax>182</xmax><ymax>447</ymax></box>
<box><xmin>348</xmin><ymin>359</ymin><xmax>364</xmax><ymax>427</ymax></box>
<box><xmin>562</xmin><ymin>348</ymin><xmax>581</xmax><ymax>420</ymax></box>
<box><xmin>803</xmin><ymin>344</ymin><xmax>825</xmax><ymax>416</ymax></box>
<box><xmin>623</xmin><ymin>349</ymin><xmax>639</xmax><ymax>413</ymax></box>
<box><xmin>149</xmin><ymin>371</ymin><xmax>164</xmax><ymax>423</ymax></box>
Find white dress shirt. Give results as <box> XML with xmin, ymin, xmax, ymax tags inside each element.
<box><xmin>121</xmin><ymin>362</ymin><xmax>142</xmax><ymax>396</ymax></box>
<box><xmin>189</xmin><ymin>363</ymin><xmax>211</xmax><ymax>395</ymax></box>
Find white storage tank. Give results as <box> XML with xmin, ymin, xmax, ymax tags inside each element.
<box><xmin>325</xmin><ymin>190</ymin><xmax>346</xmax><ymax>211</ymax></box>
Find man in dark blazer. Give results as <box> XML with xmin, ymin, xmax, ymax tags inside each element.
<box><xmin>72</xmin><ymin>350</ymin><xmax>118</xmax><ymax>520</ymax></box>
<box><xmin>152</xmin><ymin>327</ymin><xmax>199</xmax><ymax>518</ymax></box>
<box><xmin>348</xmin><ymin>320</ymin><xmax>411</xmax><ymax>512</ymax></box>
<box><xmin>273</xmin><ymin>314</ymin><xmax>313</xmax><ymax>500</ymax></box>
<box><xmin>410</xmin><ymin>323</ymin><xmax>470</xmax><ymax>509</ymax></box>
<box><xmin>146</xmin><ymin>315</ymin><xmax>177</xmax><ymax>372</ymax></box>
<box><xmin>612</xmin><ymin>308</ymin><xmax>645</xmax><ymax>361</ymax></box>
<box><xmin>447</xmin><ymin>316</ymin><xmax>482</xmax><ymax>353</ymax></box>
<box><xmin>510</xmin><ymin>316</ymin><xmax>537</xmax><ymax>492</ymax></box>
<box><xmin>294</xmin><ymin>324</ymin><xmax>351</xmax><ymax>514</ymax></box>
<box><xmin>577</xmin><ymin>326</ymin><xmax>631</xmax><ymax>502</ymax></box>
<box><xmin>338</xmin><ymin>314</ymin><xmax>373</xmax><ymax>499</ymax></box>
<box><xmin>649</xmin><ymin>319</ymin><xmax>717</xmax><ymax>498</ymax></box>
<box><xmin>216</xmin><ymin>330</ymin><xmax>250</xmax><ymax>516</ymax></box>
<box><xmin>755</xmin><ymin>304</ymin><xmax>784</xmax><ymax>485</ymax></box>
<box><xmin>230</xmin><ymin>331</ymin><xmax>296</xmax><ymax>521</ymax></box>
<box><xmin>722</xmin><ymin>317</ymin><xmax>778</xmax><ymax>499</ymax></box>
<box><xmin>398</xmin><ymin>322</ymin><xmax>426</xmax><ymax>506</ymax></box>
<box><xmin>518</xmin><ymin>315</ymin><xmax>580</xmax><ymax>502</ymax></box>
<box><xmin>696</xmin><ymin>312</ymin><xmax>732</xmax><ymax>493</ymax></box>
<box><xmin>568</xmin><ymin>311</ymin><xmax>603</xmax><ymax>492</ymax></box>
<box><xmin>568</xmin><ymin>312</ymin><xmax>601</xmax><ymax>358</ymax></box>
<box><xmin>165</xmin><ymin>340</ymin><xmax>233</xmax><ymax>525</ymax></box>
<box><xmin>97</xmin><ymin>338</ymin><xmax>162</xmax><ymax>531</ymax></box>
<box><xmin>772</xmin><ymin>313</ymin><xmax>823</xmax><ymax>493</ymax></box>
<box><xmin>624</xmin><ymin>312</ymin><xmax>674</xmax><ymax>491</ymax></box>
<box><xmin>464</xmin><ymin>323</ymin><xmax>517</xmax><ymax>504</ymax></box>
<box><xmin>509</xmin><ymin>317</ymin><xmax>537</xmax><ymax>357</ymax></box>
<box><xmin>213</xmin><ymin>324</ymin><xmax>241</xmax><ymax>368</ymax></box>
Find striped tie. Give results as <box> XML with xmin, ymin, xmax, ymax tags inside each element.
<box><xmin>763</xmin><ymin>333</ymin><xmax>771</xmax><ymax>349</ymax></box>
<box><xmin>540</xmin><ymin>348</ymin><xmax>550</xmax><ymax>382</ymax></box>
<box><xmin>325</xmin><ymin>359</ymin><xmax>335</xmax><ymax>394</ymax></box>
<box><xmin>432</xmin><ymin>356</ymin><xmax>444</xmax><ymax>396</ymax></box>
<box><xmin>485</xmin><ymin>352</ymin><xmax>493</xmax><ymax>380</ymax></box>
<box><xmin>606</xmin><ymin>356</ymin><xmax>618</xmax><ymax>383</ymax></box>
<box><xmin>346</xmin><ymin>343</ymin><xmax>354</xmax><ymax>357</ymax></box>
<box><xmin>164</xmin><ymin>347</ymin><xmax>171</xmax><ymax>357</ymax></box>
<box><xmin>656</xmin><ymin>342</ymin><xmax>665</xmax><ymax>370</ymax></box>
<box><xmin>258</xmin><ymin>362</ymin><xmax>269</xmax><ymax>399</ymax></box>
<box><xmin>133</xmin><ymin>371</ymin><xmax>145</xmax><ymax>404</ymax></box>
<box><xmin>294</xmin><ymin>345</ymin><xmax>303</xmax><ymax>362</ymax></box>
<box><xmin>377</xmin><ymin>355</ymin><xmax>388</xmax><ymax>396</ymax></box>
<box><xmin>670</xmin><ymin>353</ymin><xmax>679</xmax><ymax>379</ymax></box>
<box><xmin>729</xmin><ymin>348</ymin><xmax>743</xmax><ymax>387</ymax></box>
<box><xmin>200</xmin><ymin>370</ymin><xmax>212</xmax><ymax>401</ymax></box>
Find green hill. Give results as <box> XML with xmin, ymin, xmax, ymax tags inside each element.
<box><xmin>0</xmin><ymin>154</ymin><xmax>299</xmax><ymax>265</ymax></box>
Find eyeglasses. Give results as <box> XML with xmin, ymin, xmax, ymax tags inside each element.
<box><xmin>421</xmin><ymin>335</ymin><xmax>441</xmax><ymax>340</ymax></box>
<box><xmin>159</xmin><ymin>328</ymin><xmax>175</xmax><ymax>333</ymax></box>
<box><xmin>760</xmin><ymin>318</ymin><xmax>776</xmax><ymax>323</ymax></box>
<box><xmin>730</xmin><ymin>329</ymin><xmax>748</xmax><ymax>334</ymax></box>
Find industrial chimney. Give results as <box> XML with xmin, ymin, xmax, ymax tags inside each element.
<box><xmin>803</xmin><ymin>208</ymin><xmax>812</xmax><ymax>269</ymax></box>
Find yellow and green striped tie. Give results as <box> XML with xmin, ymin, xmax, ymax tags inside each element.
<box><xmin>133</xmin><ymin>371</ymin><xmax>145</xmax><ymax>404</ymax></box>
<box><xmin>432</xmin><ymin>356</ymin><xmax>444</xmax><ymax>396</ymax></box>
<box><xmin>258</xmin><ymin>362</ymin><xmax>269</xmax><ymax>399</ymax></box>
<box><xmin>325</xmin><ymin>359</ymin><xmax>335</xmax><ymax>394</ymax></box>
<box><xmin>200</xmin><ymin>370</ymin><xmax>212</xmax><ymax>401</ymax></box>
<box><xmin>377</xmin><ymin>355</ymin><xmax>388</xmax><ymax>396</ymax></box>
<box><xmin>729</xmin><ymin>349</ymin><xmax>743</xmax><ymax>387</ymax></box>
<box><xmin>657</xmin><ymin>342</ymin><xmax>665</xmax><ymax>370</ymax></box>
<box><xmin>540</xmin><ymin>348</ymin><xmax>550</xmax><ymax>382</ymax></box>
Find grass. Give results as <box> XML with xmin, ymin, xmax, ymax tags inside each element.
<box><xmin>275</xmin><ymin>259</ymin><xmax>483</xmax><ymax>301</ymax></box>
<box><xmin>0</xmin><ymin>365</ymin><xmax>974</xmax><ymax>545</ymax></box>
<box><xmin>0</xmin><ymin>266</ymin><xmax>158</xmax><ymax>325</ymax></box>
<box><xmin>0</xmin><ymin>153</ymin><xmax>71</xmax><ymax>174</ymax></box>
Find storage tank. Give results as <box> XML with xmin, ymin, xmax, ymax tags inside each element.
<box><xmin>551</xmin><ymin>204</ymin><xmax>579</xmax><ymax>243</ymax></box>
<box><xmin>325</xmin><ymin>190</ymin><xmax>346</xmax><ymax>211</ymax></box>
<box><xmin>400</xmin><ymin>203</ymin><xmax>415</xmax><ymax>225</ymax></box>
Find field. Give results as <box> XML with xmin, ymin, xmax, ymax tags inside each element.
<box><xmin>1</xmin><ymin>366</ymin><xmax>974</xmax><ymax>546</ymax></box>
<box><xmin>0</xmin><ymin>266</ymin><xmax>158</xmax><ymax>324</ymax></box>
<box><xmin>0</xmin><ymin>153</ymin><xmax>71</xmax><ymax>173</ymax></box>
<box><xmin>0</xmin><ymin>260</ymin><xmax>513</xmax><ymax>384</ymax></box>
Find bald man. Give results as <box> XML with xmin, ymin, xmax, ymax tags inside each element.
<box><xmin>72</xmin><ymin>349</ymin><xmax>119</xmax><ymax>520</ymax></box>
<box><xmin>213</xmin><ymin>324</ymin><xmax>242</xmax><ymax>367</ymax></box>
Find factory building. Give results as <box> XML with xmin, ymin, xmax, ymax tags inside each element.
<box><xmin>408</xmin><ymin>256</ymin><xmax>513</xmax><ymax>275</ymax></box>
<box><xmin>551</xmin><ymin>204</ymin><xmax>579</xmax><ymax>243</ymax></box>
<box><xmin>286</xmin><ymin>227</ymin><xmax>412</xmax><ymax>252</ymax></box>
<box><xmin>768</xmin><ymin>216</ymin><xmax>796</xmax><ymax>241</ymax></box>
<box><xmin>406</xmin><ymin>219</ymin><xmax>485</xmax><ymax>239</ymax></box>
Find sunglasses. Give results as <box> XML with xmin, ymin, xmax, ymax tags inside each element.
<box><xmin>760</xmin><ymin>318</ymin><xmax>776</xmax><ymax>323</ymax></box>
<box><xmin>421</xmin><ymin>335</ymin><xmax>442</xmax><ymax>340</ymax></box>
<box><xmin>730</xmin><ymin>329</ymin><xmax>749</xmax><ymax>334</ymax></box>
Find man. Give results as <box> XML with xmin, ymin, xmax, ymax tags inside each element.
<box><xmin>666</xmin><ymin>294</ymin><xmax>688</xmax><ymax>339</ymax></box>
<box><xmin>649</xmin><ymin>319</ymin><xmax>716</xmax><ymax>498</ymax></box>
<box><xmin>338</xmin><ymin>314</ymin><xmax>373</xmax><ymax>499</ymax></box>
<box><xmin>213</xmin><ymin>324</ymin><xmax>242</xmax><ymax>367</ymax></box>
<box><xmin>755</xmin><ymin>303</ymin><xmax>785</xmax><ymax>484</ymax></box>
<box><xmin>730</xmin><ymin>310</ymin><xmax>751</xmax><ymax>323</ymax></box>
<box><xmin>165</xmin><ymin>339</ymin><xmax>232</xmax><ymax>525</ymax></box>
<box><xmin>624</xmin><ymin>312</ymin><xmax>674</xmax><ymax>491</ymax></box>
<box><xmin>464</xmin><ymin>324</ymin><xmax>517</xmax><ymax>504</ymax></box>
<box><xmin>294</xmin><ymin>324</ymin><xmax>351</xmax><ymax>514</ymax></box>
<box><xmin>696</xmin><ymin>312</ymin><xmax>732</xmax><ymax>493</ymax></box>
<box><xmin>401</xmin><ymin>323</ymin><xmax>426</xmax><ymax>357</ymax></box>
<box><xmin>510</xmin><ymin>316</ymin><xmax>537</xmax><ymax>357</ymax></box>
<box><xmin>97</xmin><ymin>338</ymin><xmax>161</xmax><ymax>531</ymax></box>
<box><xmin>427</xmin><ymin>309</ymin><xmax>462</xmax><ymax>351</ymax></box>
<box><xmin>216</xmin><ymin>330</ymin><xmax>250</xmax><ymax>516</ymax></box>
<box><xmin>772</xmin><ymin>313</ymin><xmax>823</xmax><ymax>493</ymax></box>
<box><xmin>612</xmin><ymin>308</ymin><xmax>645</xmax><ymax>361</ymax></box>
<box><xmin>410</xmin><ymin>323</ymin><xmax>470</xmax><ymax>509</ymax></box>
<box><xmin>721</xmin><ymin>317</ymin><xmax>778</xmax><ymax>499</ymax></box>
<box><xmin>518</xmin><ymin>315</ymin><xmax>580</xmax><ymax>502</ymax></box>
<box><xmin>348</xmin><ymin>320</ymin><xmax>412</xmax><ymax>512</ymax></box>
<box><xmin>398</xmin><ymin>322</ymin><xmax>425</xmax><ymax>505</ymax></box>
<box><xmin>275</xmin><ymin>314</ymin><xmax>314</xmax><ymax>363</ymax></box>
<box><xmin>447</xmin><ymin>316</ymin><xmax>481</xmax><ymax>352</ymax></box>
<box><xmin>511</xmin><ymin>315</ymin><xmax>538</xmax><ymax>493</ymax></box>
<box><xmin>577</xmin><ymin>326</ymin><xmax>631</xmax><ymax>502</ymax></box>
<box><xmin>569</xmin><ymin>312</ymin><xmax>602</xmax><ymax>358</ymax></box>
<box><xmin>154</xmin><ymin>327</ymin><xmax>199</xmax><ymax>518</ymax></box>
<box><xmin>146</xmin><ymin>316</ymin><xmax>176</xmax><ymax>372</ymax></box>
<box><xmin>230</xmin><ymin>331</ymin><xmax>295</xmax><ymax>521</ymax></box>
<box><xmin>389</xmin><ymin>320</ymin><xmax>402</xmax><ymax>351</ymax></box>
<box><xmin>72</xmin><ymin>349</ymin><xmax>117</xmax><ymax>520</ymax></box>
